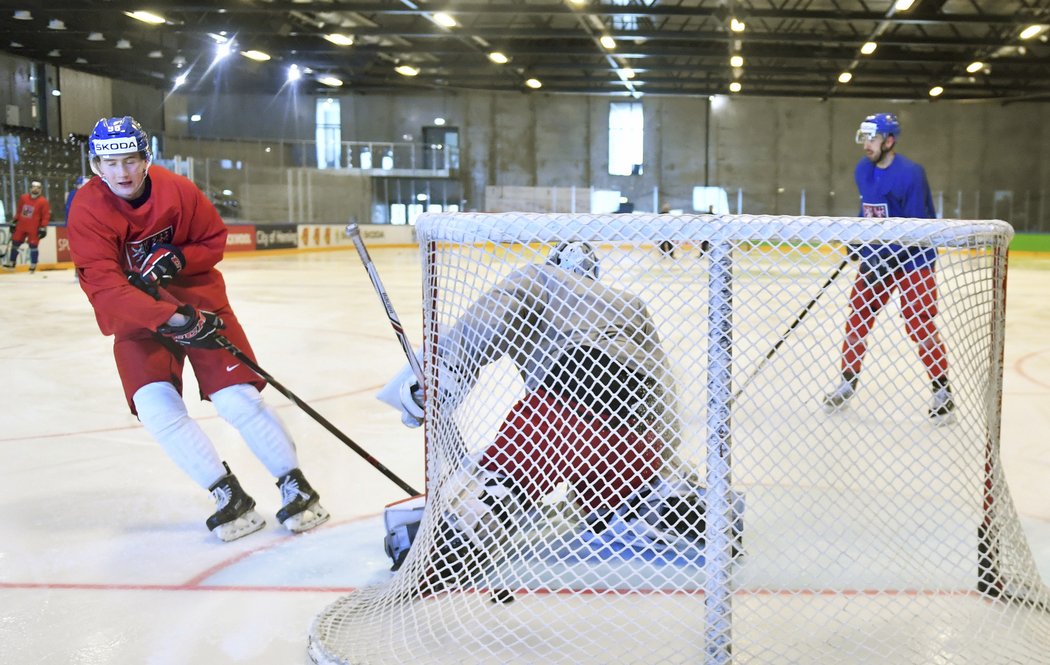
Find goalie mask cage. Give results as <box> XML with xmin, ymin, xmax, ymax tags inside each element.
<box><xmin>310</xmin><ymin>213</ymin><xmax>1050</xmax><ymax>665</ymax></box>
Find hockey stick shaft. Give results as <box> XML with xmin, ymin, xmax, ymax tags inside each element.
<box><xmin>346</xmin><ymin>223</ymin><xmax>425</xmax><ymax>386</ymax></box>
<box><xmin>731</xmin><ymin>256</ymin><xmax>850</xmax><ymax>404</ymax></box>
<box><xmin>148</xmin><ymin>285</ymin><xmax>421</xmax><ymax>497</ymax></box>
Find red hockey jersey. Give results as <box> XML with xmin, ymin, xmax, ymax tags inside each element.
<box><xmin>68</xmin><ymin>165</ymin><xmax>231</xmax><ymax>337</ymax></box>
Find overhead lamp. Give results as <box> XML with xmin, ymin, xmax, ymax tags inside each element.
<box><xmin>730</xmin><ymin>18</ymin><xmax>746</xmax><ymax>32</ymax></box>
<box><xmin>324</xmin><ymin>33</ymin><xmax>354</xmax><ymax>46</ymax></box>
<box><xmin>241</xmin><ymin>50</ymin><xmax>271</xmax><ymax>62</ymax></box>
<box><xmin>861</xmin><ymin>41</ymin><xmax>877</xmax><ymax>55</ymax></box>
<box><xmin>434</xmin><ymin>117</ymin><xmax>446</xmax><ymax>126</ymax></box>
<box><xmin>395</xmin><ymin>64</ymin><xmax>420</xmax><ymax>77</ymax></box>
<box><xmin>172</xmin><ymin>55</ymin><xmax>187</xmax><ymax>67</ymax></box>
<box><xmin>48</xmin><ymin>19</ymin><xmax>66</xmax><ymax>30</ymax></box>
<box><xmin>525</xmin><ymin>78</ymin><xmax>542</xmax><ymax>89</ymax></box>
<box><xmin>116</xmin><ymin>39</ymin><xmax>132</xmax><ymax>49</ymax></box>
<box><xmin>87</xmin><ymin>32</ymin><xmax>105</xmax><ymax>41</ymax></box>
<box><xmin>929</xmin><ymin>85</ymin><xmax>944</xmax><ymax>97</ymax></box>
<box><xmin>51</xmin><ymin>89</ymin><xmax>61</xmax><ymax>97</ymax></box>
<box><xmin>838</xmin><ymin>72</ymin><xmax>853</xmax><ymax>83</ymax></box>
<box><xmin>894</xmin><ymin>0</ymin><xmax>915</xmax><ymax>11</ymax></box>
<box><xmin>620</xmin><ymin>67</ymin><xmax>635</xmax><ymax>79</ymax></box>
<box><xmin>600</xmin><ymin>35</ymin><xmax>616</xmax><ymax>49</ymax></box>
<box><xmin>488</xmin><ymin>51</ymin><xmax>509</xmax><ymax>64</ymax></box>
<box><xmin>190</xmin><ymin>114</ymin><xmax>202</xmax><ymax>122</ymax></box>
<box><xmin>47</xmin><ymin>49</ymin><xmax>60</xmax><ymax>57</ymax></box>
<box><xmin>13</xmin><ymin>10</ymin><xmax>32</xmax><ymax>20</ymax></box>
<box><xmin>124</xmin><ymin>10</ymin><xmax>165</xmax><ymax>25</ymax></box>
<box><xmin>966</xmin><ymin>61</ymin><xmax>984</xmax><ymax>73</ymax></box>
<box><xmin>75</xmin><ymin>57</ymin><xmax>87</xmax><ymax>64</ymax></box>
<box><xmin>730</xmin><ymin>55</ymin><xmax>743</xmax><ymax>68</ymax></box>
<box><xmin>318</xmin><ymin>75</ymin><xmax>344</xmax><ymax>87</ymax></box>
<box><xmin>729</xmin><ymin>81</ymin><xmax>742</xmax><ymax>92</ymax></box>
<box><xmin>1019</xmin><ymin>25</ymin><xmax>1045</xmax><ymax>40</ymax></box>
<box><xmin>173</xmin><ymin>73</ymin><xmax>188</xmax><ymax>88</ymax></box>
<box><xmin>287</xmin><ymin>64</ymin><xmax>302</xmax><ymax>82</ymax></box>
<box><xmin>10</xmin><ymin>42</ymin><xmax>23</xmax><ymax>48</ymax></box>
<box><xmin>214</xmin><ymin>41</ymin><xmax>232</xmax><ymax>59</ymax></box>
<box><xmin>432</xmin><ymin>12</ymin><xmax>457</xmax><ymax>28</ymax></box>
<box><xmin>148</xmin><ymin>50</ymin><xmax>163</xmax><ymax>58</ymax></box>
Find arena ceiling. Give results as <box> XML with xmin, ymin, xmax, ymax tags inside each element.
<box><xmin>4</xmin><ymin>0</ymin><xmax>1050</xmax><ymax>101</ymax></box>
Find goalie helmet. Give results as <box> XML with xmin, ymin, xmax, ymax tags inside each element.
<box><xmin>855</xmin><ymin>113</ymin><xmax>900</xmax><ymax>144</ymax></box>
<box><xmin>547</xmin><ymin>241</ymin><xmax>600</xmax><ymax>280</ymax></box>
<box><xmin>89</xmin><ymin>116</ymin><xmax>152</xmax><ymax>161</ymax></box>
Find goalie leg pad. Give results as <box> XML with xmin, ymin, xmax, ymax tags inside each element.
<box><xmin>383</xmin><ymin>494</ymin><xmax>426</xmax><ymax>571</ymax></box>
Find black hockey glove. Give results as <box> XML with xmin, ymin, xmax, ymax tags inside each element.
<box><xmin>157</xmin><ymin>304</ymin><xmax>227</xmax><ymax>349</ymax></box>
<box><xmin>138</xmin><ymin>243</ymin><xmax>185</xmax><ymax>288</ymax></box>
<box><xmin>38</xmin><ymin>226</ymin><xmax>47</xmax><ymax>239</ymax></box>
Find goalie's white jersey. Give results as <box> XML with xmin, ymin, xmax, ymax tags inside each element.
<box><xmin>437</xmin><ymin>262</ymin><xmax>682</xmax><ymax>448</ymax></box>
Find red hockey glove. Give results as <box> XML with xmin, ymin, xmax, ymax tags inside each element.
<box><xmin>139</xmin><ymin>243</ymin><xmax>185</xmax><ymax>288</ymax></box>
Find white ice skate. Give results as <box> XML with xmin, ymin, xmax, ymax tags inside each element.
<box><xmin>276</xmin><ymin>469</ymin><xmax>330</xmax><ymax>533</ymax></box>
<box><xmin>821</xmin><ymin>375</ymin><xmax>858</xmax><ymax>413</ymax></box>
<box><xmin>207</xmin><ymin>464</ymin><xmax>266</xmax><ymax>542</ymax></box>
<box><xmin>928</xmin><ymin>384</ymin><xmax>956</xmax><ymax>427</ymax></box>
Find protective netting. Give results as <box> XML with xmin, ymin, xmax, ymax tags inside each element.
<box><xmin>310</xmin><ymin>213</ymin><xmax>1050</xmax><ymax>665</ymax></box>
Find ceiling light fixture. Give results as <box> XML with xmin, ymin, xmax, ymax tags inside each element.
<box><xmin>125</xmin><ymin>10</ymin><xmax>165</xmax><ymax>25</ymax></box>
<box><xmin>318</xmin><ymin>76</ymin><xmax>343</xmax><ymax>87</ymax></box>
<box><xmin>861</xmin><ymin>41</ymin><xmax>877</xmax><ymax>55</ymax></box>
<box><xmin>730</xmin><ymin>55</ymin><xmax>743</xmax><ymax>68</ymax></box>
<box><xmin>395</xmin><ymin>65</ymin><xmax>420</xmax><ymax>77</ymax></box>
<box><xmin>13</xmin><ymin>10</ymin><xmax>32</xmax><ymax>20</ymax></box>
<box><xmin>895</xmin><ymin>0</ymin><xmax>916</xmax><ymax>10</ymax></box>
<box><xmin>1019</xmin><ymin>25</ymin><xmax>1045</xmax><ymax>40</ymax></box>
<box><xmin>47</xmin><ymin>49</ymin><xmax>60</xmax><ymax>57</ymax></box>
<box><xmin>730</xmin><ymin>18</ymin><xmax>746</xmax><ymax>32</ymax></box>
<box><xmin>51</xmin><ymin>89</ymin><xmax>61</xmax><ymax>97</ymax></box>
<box><xmin>729</xmin><ymin>81</ymin><xmax>742</xmax><ymax>92</ymax></box>
<box><xmin>929</xmin><ymin>85</ymin><xmax>944</xmax><ymax>96</ymax></box>
<box><xmin>75</xmin><ymin>57</ymin><xmax>87</xmax><ymax>64</ymax></box>
<box><xmin>190</xmin><ymin>114</ymin><xmax>202</xmax><ymax>122</ymax></box>
<box><xmin>838</xmin><ymin>72</ymin><xmax>853</xmax><ymax>83</ymax></box>
<box><xmin>87</xmin><ymin>32</ymin><xmax>105</xmax><ymax>41</ymax></box>
<box><xmin>214</xmin><ymin>41</ymin><xmax>232</xmax><ymax>59</ymax></box>
<box><xmin>432</xmin><ymin>12</ymin><xmax>457</xmax><ymax>28</ymax></box>
<box><xmin>525</xmin><ymin>78</ymin><xmax>542</xmax><ymax>89</ymax></box>
<box><xmin>115</xmin><ymin>39</ymin><xmax>132</xmax><ymax>49</ymax></box>
<box><xmin>620</xmin><ymin>67</ymin><xmax>635</xmax><ymax>79</ymax></box>
<box><xmin>324</xmin><ymin>33</ymin><xmax>354</xmax><ymax>46</ymax></box>
<box><xmin>288</xmin><ymin>64</ymin><xmax>302</xmax><ymax>82</ymax></box>
<box><xmin>488</xmin><ymin>51</ymin><xmax>509</xmax><ymax>64</ymax></box>
<box><xmin>48</xmin><ymin>19</ymin><xmax>66</xmax><ymax>30</ymax></box>
<box><xmin>600</xmin><ymin>35</ymin><xmax>616</xmax><ymax>49</ymax></box>
<box><xmin>241</xmin><ymin>50</ymin><xmax>271</xmax><ymax>62</ymax></box>
<box><xmin>173</xmin><ymin>73</ymin><xmax>188</xmax><ymax>88</ymax></box>
<box><xmin>966</xmin><ymin>61</ymin><xmax>984</xmax><ymax>73</ymax></box>
<box><xmin>148</xmin><ymin>50</ymin><xmax>163</xmax><ymax>58</ymax></box>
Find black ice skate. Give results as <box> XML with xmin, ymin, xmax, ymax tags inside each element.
<box><xmin>928</xmin><ymin>377</ymin><xmax>956</xmax><ymax>427</ymax></box>
<box><xmin>276</xmin><ymin>469</ymin><xmax>330</xmax><ymax>533</ymax></box>
<box><xmin>207</xmin><ymin>463</ymin><xmax>266</xmax><ymax>542</ymax></box>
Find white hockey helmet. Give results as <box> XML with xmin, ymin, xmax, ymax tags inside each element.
<box><xmin>547</xmin><ymin>241</ymin><xmax>600</xmax><ymax>280</ymax></box>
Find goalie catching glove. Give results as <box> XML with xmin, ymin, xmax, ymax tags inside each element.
<box><xmin>157</xmin><ymin>303</ymin><xmax>227</xmax><ymax>349</ymax></box>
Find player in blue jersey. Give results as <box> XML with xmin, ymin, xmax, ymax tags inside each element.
<box><xmin>821</xmin><ymin>113</ymin><xmax>955</xmax><ymax>425</ymax></box>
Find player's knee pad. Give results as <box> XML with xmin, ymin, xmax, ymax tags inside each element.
<box><xmin>210</xmin><ymin>383</ymin><xmax>264</xmax><ymax>426</ymax></box>
<box><xmin>133</xmin><ymin>381</ymin><xmax>189</xmax><ymax>432</ymax></box>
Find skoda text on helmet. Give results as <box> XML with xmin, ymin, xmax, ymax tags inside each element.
<box><xmin>855</xmin><ymin>113</ymin><xmax>901</xmax><ymax>144</ymax></box>
<box><xmin>89</xmin><ymin>116</ymin><xmax>152</xmax><ymax>161</ymax></box>
<box><xmin>547</xmin><ymin>241</ymin><xmax>600</xmax><ymax>280</ymax></box>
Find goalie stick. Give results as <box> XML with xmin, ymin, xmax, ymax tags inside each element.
<box><xmin>730</xmin><ymin>255</ymin><xmax>850</xmax><ymax>406</ymax></box>
<box><xmin>137</xmin><ymin>280</ymin><xmax>421</xmax><ymax>497</ymax></box>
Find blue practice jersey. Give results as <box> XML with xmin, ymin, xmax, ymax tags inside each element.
<box><xmin>853</xmin><ymin>153</ymin><xmax>937</xmax><ymax>271</ymax></box>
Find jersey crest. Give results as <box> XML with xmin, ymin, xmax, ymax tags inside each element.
<box><xmin>20</xmin><ymin>204</ymin><xmax>35</xmax><ymax>218</ymax></box>
<box><xmin>125</xmin><ymin>226</ymin><xmax>174</xmax><ymax>270</ymax></box>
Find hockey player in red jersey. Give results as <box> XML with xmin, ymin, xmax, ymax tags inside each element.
<box><xmin>3</xmin><ymin>180</ymin><xmax>51</xmax><ymax>272</ymax></box>
<box><xmin>821</xmin><ymin>113</ymin><xmax>954</xmax><ymax>425</ymax></box>
<box><xmin>388</xmin><ymin>242</ymin><xmax>743</xmax><ymax>582</ymax></box>
<box><xmin>67</xmin><ymin>116</ymin><xmax>328</xmax><ymax>542</ymax></box>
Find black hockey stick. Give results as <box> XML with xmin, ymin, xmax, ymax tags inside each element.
<box><xmin>730</xmin><ymin>255</ymin><xmax>850</xmax><ymax>405</ymax></box>
<box><xmin>139</xmin><ymin>280</ymin><xmax>421</xmax><ymax>497</ymax></box>
<box><xmin>346</xmin><ymin>223</ymin><xmax>425</xmax><ymax>385</ymax></box>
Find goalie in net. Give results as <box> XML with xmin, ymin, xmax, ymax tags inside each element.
<box><xmin>389</xmin><ymin>241</ymin><xmax>743</xmax><ymax>587</ymax></box>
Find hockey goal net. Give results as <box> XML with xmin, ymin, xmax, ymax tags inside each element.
<box><xmin>310</xmin><ymin>213</ymin><xmax>1050</xmax><ymax>665</ymax></box>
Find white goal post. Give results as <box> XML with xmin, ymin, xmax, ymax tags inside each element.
<box><xmin>310</xmin><ymin>213</ymin><xmax>1050</xmax><ymax>664</ymax></box>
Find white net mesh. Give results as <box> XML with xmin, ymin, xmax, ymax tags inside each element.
<box><xmin>310</xmin><ymin>213</ymin><xmax>1050</xmax><ymax>665</ymax></box>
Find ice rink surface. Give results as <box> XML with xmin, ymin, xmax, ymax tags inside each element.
<box><xmin>1</xmin><ymin>247</ymin><xmax>1047</xmax><ymax>664</ymax></box>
